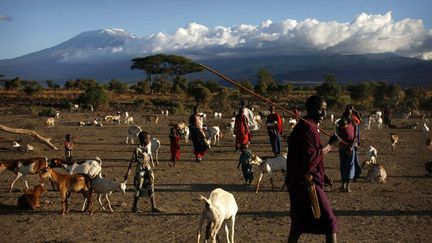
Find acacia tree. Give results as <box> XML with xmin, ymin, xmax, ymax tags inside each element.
<box><xmin>131</xmin><ymin>54</ymin><xmax>204</xmax><ymax>84</ymax></box>
<box><xmin>254</xmin><ymin>68</ymin><xmax>276</xmax><ymax>95</ymax></box>
<box><xmin>315</xmin><ymin>74</ymin><xmax>344</xmax><ymax>108</ymax></box>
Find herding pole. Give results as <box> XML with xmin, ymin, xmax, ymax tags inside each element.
<box><xmin>199</xmin><ymin>63</ymin><xmax>342</xmax><ymax>142</ymax></box>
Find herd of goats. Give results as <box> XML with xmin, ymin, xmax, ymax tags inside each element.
<box><xmin>1</xmin><ymin>106</ymin><xmax>432</xmax><ymax>242</ymax></box>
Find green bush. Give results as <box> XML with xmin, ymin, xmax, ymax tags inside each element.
<box><xmin>76</xmin><ymin>85</ymin><xmax>109</xmax><ymax>109</ymax></box>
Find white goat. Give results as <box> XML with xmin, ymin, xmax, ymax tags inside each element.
<box><xmin>50</xmin><ymin>157</ymin><xmax>102</xmax><ymax>179</ymax></box>
<box><xmin>244</xmin><ymin>108</ymin><xmax>260</xmax><ymax>131</ymax></box>
<box><xmin>423</xmin><ymin>122</ymin><xmax>430</xmax><ymax>132</ymax></box>
<box><xmin>229</xmin><ymin>117</ymin><xmax>236</xmax><ymax>137</ymax></box>
<box><xmin>46</xmin><ymin>117</ymin><xmax>55</xmax><ymax>127</ymax></box>
<box><xmin>82</xmin><ymin>175</ymin><xmax>126</xmax><ymax>212</ymax></box>
<box><xmin>250</xmin><ymin>154</ymin><xmax>287</xmax><ymax>193</ymax></box>
<box><xmin>104</xmin><ymin>115</ymin><xmax>121</xmax><ymax>125</ymax></box>
<box><xmin>377</xmin><ymin>117</ymin><xmax>383</xmax><ymax>129</ymax></box>
<box><xmin>124</xmin><ymin>116</ymin><xmax>134</xmax><ymax>125</ymax></box>
<box><xmin>55</xmin><ymin>111</ymin><xmax>60</xmax><ymax>119</ymax></box>
<box><xmin>146</xmin><ymin>138</ymin><xmax>161</xmax><ymax>166</ymax></box>
<box><xmin>367</xmin><ymin>145</ymin><xmax>378</xmax><ymax>164</ymax></box>
<box><xmin>126</xmin><ymin>125</ymin><xmax>142</xmax><ymax>144</ymax></box>
<box><xmin>287</xmin><ymin>118</ymin><xmax>297</xmax><ymax>130</ymax></box>
<box><xmin>205</xmin><ymin>126</ymin><xmax>221</xmax><ymax>147</ymax></box>
<box><xmin>214</xmin><ymin>112</ymin><xmax>222</xmax><ymax>119</ymax></box>
<box><xmin>197</xmin><ymin>188</ymin><xmax>238</xmax><ymax>243</ymax></box>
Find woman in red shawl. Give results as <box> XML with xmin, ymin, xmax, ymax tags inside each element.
<box><xmin>168</xmin><ymin>127</ymin><xmax>181</xmax><ymax>167</ymax></box>
<box><xmin>234</xmin><ymin>106</ymin><xmax>251</xmax><ymax>151</ymax></box>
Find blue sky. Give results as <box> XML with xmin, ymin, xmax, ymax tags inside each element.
<box><xmin>0</xmin><ymin>0</ymin><xmax>431</xmax><ymax>59</ymax></box>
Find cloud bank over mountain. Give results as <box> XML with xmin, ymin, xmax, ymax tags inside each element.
<box><xmin>56</xmin><ymin>12</ymin><xmax>432</xmax><ymax>64</ymax></box>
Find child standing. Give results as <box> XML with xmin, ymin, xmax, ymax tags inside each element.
<box><xmin>237</xmin><ymin>143</ymin><xmax>254</xmax><ymax>185</ymax></box>
<box><xmin>169</xmin><ymin>127</ymin><xmax>181</xmax><ymax>167</ymax></box>
<box><xmin>64</xmin><ymin>134</ymin><xmax>74</xmax><ymax>163</ymax></box>
<box><xmin>124</xmin><ymin>131</ymin><xmax>161</xmax><ymax>213</ymax></box>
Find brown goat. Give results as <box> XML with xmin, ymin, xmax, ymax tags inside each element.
<box><xmin>39</xmin><ymin>168</ymin><xmax>93</xmax><ymax>215</ymax></box>
<box><xmin>0</xmin><ymin>157</ymin><xmax>48</xmax><ymax>192</ymax></box>
<box><xmin>17</xmin><ymin>184</ymin><xmax>46</xmax><ymax>210</ymax></box>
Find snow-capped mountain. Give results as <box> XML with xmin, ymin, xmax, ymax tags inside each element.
<box><xmin>56</xmin><ymin>28</ymin><xmax>136</xmax><ymax>49</ymax></box>
<box><xmin>0</xmin><ymin>27</ymin><xmax>431</xmax><ymax>85</ymax></box>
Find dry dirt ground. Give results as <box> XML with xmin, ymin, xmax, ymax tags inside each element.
<box><xmin>0</xmin><ymin>110</ymin><xmax>431</xmax><ymax>243</ymax></box>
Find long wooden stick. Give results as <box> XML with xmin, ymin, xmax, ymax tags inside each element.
<box><xmin>0</xmin><ymin>124</ymin><xmax>58</xmax><ymax>150</ymax></box>
<box><xmin>199</xmin><ymin>63</ymin><xmax>336</xmax><ymax>139</ymax></box>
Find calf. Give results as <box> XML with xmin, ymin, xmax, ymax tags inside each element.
<box><xmin>49</xmin><ymin>157</ymin><xmax>102</xmax><ymax>179</ymax></box>
<box><xmin>40</xmin><ymin>167</ymin><xmax>92</xmax><ymax>215</ymax></box>
<box><xmin>0</xmin><ymin>157</ymin><xmax>48</xmax><ymax>192</ymax></box>
<box><xmin>250</xmin><ymin>154</ymin><xmax>287</xmax><ymax>193</ymax></box>
<box><xmin>17</xmin><ymin>184</ymin><xmax>46</xmax><ymax>210</ymax></box>
<box><xmin>197</xmin><ymin>188</ymin><xmax>238</xmax><ymax>243</ymax></box>
<box><xmin>82</xmin><ymin>175</ymin><xmax>126</xmax><ymax>212</ymax></box>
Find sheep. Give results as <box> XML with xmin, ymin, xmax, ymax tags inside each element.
<box><xmin>362</xmin><ymin>160</ymin><xmax>387</xmax><ymax>183</ymax></box>
<box><xmin>205</xmin><ymin>126</ymin><xmax>222</xmax><ymax>147</ymax></box>
<box><xmin>124</xmin><ymin>116</ymin><xmax>134</xmax><ymax>125</ymax></box>
<box><xmin>197</xmin><ymin>188</ymin><xmax>238</xmax><ymax>243</ymax></box>
<box><xmin>82</xmin><ymin>175</ymin><xmax>126</xmax><ymax>212</ymax></box>
<box><xmin>17</xmin><ymin>184</ymin><xmax>46</xmax><ymax>210</ymax></box>
<box><xmin>249</xmin><ymin>154</ymin><xmax>287</xmax><ymax>193</ymax></box>
<box><xmin>49</xmin><ymin>157</ymin><xmax>102</xmax><ymax>179</ymax></box>
<box><xmin>390</xmin><ymin>133</ymin><xmax>399</xmax><ymax>151</ymax></box>
<box><xmin>39</xmin><ymin>167</ymin><xmax>93</xmax><ymax>215</ymax></box>
<box><xmin>46</xmin><ymin>117</ymin><xmax>55</xmax><ymax>127</ymax></box>
<box><xmin>367</xmin><ymin>145</ymin><xmax>378</xmax><ymax>164</ymax></box>
<box><xmin>126</xmin><ymin>125</ymin><xmax>142</xmax><ymax>144</ymax></box>
<box><xmin>0</xmin><ymin>157</ymin><xmax>48</xmax><ymax>192</ymax></box>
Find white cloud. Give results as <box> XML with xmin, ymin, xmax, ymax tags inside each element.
<box><xmin>59</xmin><ymin>12</ymin><xmax>432</xmax><ymax>63</ymax></box>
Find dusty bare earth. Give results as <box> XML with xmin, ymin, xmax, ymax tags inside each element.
<box><xmin>0</xmin><ymin>109</ymin><xmax>431</xmax><ymax>243</ymax></box>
